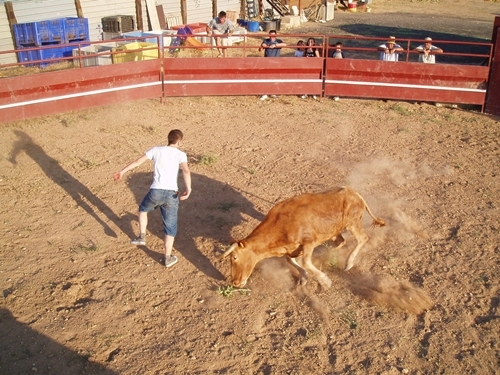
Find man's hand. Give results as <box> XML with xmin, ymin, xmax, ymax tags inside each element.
<box><xmin>113</xmin><ymin>171</ymin><xmax>123</xmax><ymax>182</ymax></box>
<box><xmin>179</xmin><ymin>190</ymin><xmax>191</xmax><ymax>200</ymax></box>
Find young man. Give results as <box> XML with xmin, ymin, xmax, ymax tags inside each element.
<box><xmin>414</xmin><ymin>37</ymin><xmax>443</xmax><ymax>64</ymax></box>
<box><xmin>259</xmin><ymin>30</ymin><xmax>287</xmax><ymax>100</ymax></box>
<box><xmin>206</xmin><ymin>11</ymin><xmax>235</xmax><ymax>58</ymax></box>
<box><xmin>378</xmin><ymin>37</ymin><xmax>404</xmax><ymax>62</ymax></box>
<box><xmin>113</xmin><ymin>129</ymin><xmax>192</xmax><ymax>268</ymax></box>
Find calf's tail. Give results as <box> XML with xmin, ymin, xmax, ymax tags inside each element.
<box><xmin>352</xmin><ymin>190</ymin><xmax>386</xmax><ymax>228</ymax></box>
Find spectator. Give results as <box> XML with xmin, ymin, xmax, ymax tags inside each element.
<box><xmin>414</xmin><ymin>37</ymin><xmax>443</xmax><ymax>63</ymax></box>
<box><xmin>294</xmin><ymin>40</ymin><xmax>305</xmax><ymax>57</ymax></box>
<box><xmin>301</xmin><ymin>38</ymin><xmax>321</xmax><ymax>99</ymax></box>
<box><xmin>329</xmin><ymin>41</ymin><xmax>346</xmax><ymax>59</ymax></box>
<box><xmin>305</xmin><ymin>37</ymin><xmax>321</xmax><ymax>57</ymax></box>
<box><xmin>206</xmin><ymin>11</ymin><xmax>234</xmax><ymax>58</ymax></box>
<box><xmin>378</xmin><ymin>37</ymin><xmax>404</xmax><ymax>61</ymax></box>
<box><xmin>260</xmin><ymin>30</ymin><xmax>287</xmax><ymax>100</ymax></box>
<box><xmin>328</xmin><ymin>42</ymin><xmax>345</xmax><ymax>101</ymax></box>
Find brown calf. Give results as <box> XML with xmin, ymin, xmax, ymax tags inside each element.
<box><xmin>217</xmin><ymin>187</ymin><xmax>385</xmax><ymax>289</ymax></box>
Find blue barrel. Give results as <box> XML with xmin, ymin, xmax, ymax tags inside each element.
<box><xmin>247</xmin><ymin>21</ymin><xmax>260</xmax><ymax>32</ymax></box>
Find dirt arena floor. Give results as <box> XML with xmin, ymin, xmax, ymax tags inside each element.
<box><xmin>1</xmin><ymin>0</ymin><xmax>500</xmax><ymax>374</ymax></box>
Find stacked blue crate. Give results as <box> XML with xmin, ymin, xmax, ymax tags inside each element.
<box><xmin>14</xmin><ymin>18</ymin><xmax>90</xmax><ymax>67</ymax></box>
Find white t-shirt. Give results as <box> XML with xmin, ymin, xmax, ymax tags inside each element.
<box><xmin>145</xmin><ymin>146</ymin><xmax>187</xmax><ymax>191</ymax></box>
<box><xmin>378</xmin><ymin>43</ymin><xmax>402</xmax><ymax>62</ymax></box>
<box><xmin>415</xmin><ymin>44</ymin><xmax>440</xmax><ymax>63</ymax></box>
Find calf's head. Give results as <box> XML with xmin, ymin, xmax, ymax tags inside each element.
<box><xmin>217</xmin><ymin>242</ymin><xmax>259</xmax><ymax>287</ymax></box>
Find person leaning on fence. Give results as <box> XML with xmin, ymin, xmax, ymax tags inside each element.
<box><xmin>301</xmin><ymin>38</ymin><xmax>321</xmax><ymax>99</ymax></box>
<box><xmin>294</xmin><ymin>40</ymin><xmax>305</xmax><ymax>57</ymax></box>
<box><xmin>259</xmin><ymin>30</ymin><xmax>287</xmax><ymax>100</ymax></box>
<box><xmin>414</xmin><ymin>37</ymin><xmax>443</xmax><ymax>64</ymax></box>
<box><xmin>305</xmin><ymin>37</ymin><xmax>321</xmax><ymax>57</ymax></box>
<box><xmin>328</xmin><ymin>41</ymin><xmax>345</xmax><ymax>59</ymax></box>
<box><xmin>328</xmin><ymin>41</ymin><xmax>345</xmax><ymax>101</ymax></box>
<box><xmin>378</xmin><ymin>37</ymin><xmax>404</xmax><ymax>62</ymax></box>
<box><xmin>206</xmin><ymin>11</ymin><xmax>234</xmax><ymax>58</ymax></box>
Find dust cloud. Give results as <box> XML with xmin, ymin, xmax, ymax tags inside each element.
<box><xmin>347</xmin><ymin>271</ymin><xmax>432</xmax><ymax>314</ymax></box>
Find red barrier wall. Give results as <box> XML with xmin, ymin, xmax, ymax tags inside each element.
<box><xmin>0</xmin><ymin>59</ymin><xmax>162</xmax><ymax>123</ymax></box>
<box><xmin>485</xmin><ymin>18</ymin><xmax>500</xmax><ymax>115</ymax></box>
<box><xmin>163</xmin><ymin>57</ymin><xmax>324</xmax><ymax>97</ymax></box>
<box><xmin>324</xmin><ymin>59</ymin><xmax>488</xmax><ymax>106</ymax></box>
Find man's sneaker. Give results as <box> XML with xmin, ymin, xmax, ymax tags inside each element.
<box><xmin>165</xmin><ymin>255</ymin><xmax>178</xmax><ymax>268</ymax></box>
<box><xmin>260</xmin><ymin>95</ymin><xmax>268</xmax><ymax>100</ymax></box>
<box><xmin>270</xmin><ymin>95</ymin><xmax>278</xmax><ymax>99</ymax></box>
<box><xmin>130</xmin><ymin>237</ymin><xmax>146</xmax><ymax>246</ymax></box>
<box><xmin>300</xmin><ymin>94</ymin><xmax>308</xmax><ymax>99</ymax></box>
<box><xmin>312</xmin><ymin>95</ymin><xmax>317</xmax><ymax>100</ymax></box>
<box><xmin>333</xmin><ymin>96</ymin><xmax>340</xmax><ymax>101</ymax></box>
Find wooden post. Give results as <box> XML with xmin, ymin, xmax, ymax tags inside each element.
<box><xmin>74</xmin><ymin>0</ymin><xmax>84</xmax><ymax>18</ymax></box>
<box><xmin>181</xmin><ymin>0</ymin><xmax>187</xmax><ymax>24</ymax></box>
<box><xmin>5</xmin><ymin>1</ymin><xmax>16</xmax><ymax>24</ymax></box>
<box><xmin>5</xmin><ymin>1</ymin><xmax>17</xmax><ymax>60</ymax></box>
<box><xmin>136</xmin><ymin>0</ymin><xmax>143</xmax><ymax>31</ymax></box>
<box><xmin>212</xmin><ymin>0</ymin><xmax>217</xmax><ymax>18</ymax></box>
<box><xmin>240</xmin><ymin>0</ymin><xmax>245</xmax><ymax>20</ymax></box>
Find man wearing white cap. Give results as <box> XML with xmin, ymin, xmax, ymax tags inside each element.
<box><xmin>414</xmin><ymin>37</ymin><xmax>443</xmax><ymax>64</ymax></box>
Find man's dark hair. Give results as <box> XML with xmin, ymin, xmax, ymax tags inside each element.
<box><xmin>168</xmin><ymin>129</ymin><xmax>184</xmax><ymax>145</ymax></box>
<box><xmin>218</xmin><ymin>11</ymin><xmax>227</xmax><ymax>17</ymax></box>
<box><xmin>269</xmin><ymin>30</ymin><xmax>277</xmax><ymax>34</ymax></box>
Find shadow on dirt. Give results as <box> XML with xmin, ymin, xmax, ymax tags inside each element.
<box><xmin>0</xmin><ymin>308</ymin><xmax>118</xmax><ymax>374</ymax></box>
<box><xmin>9</xmin><ymin>131</ymin><xmax>122</xmax><ymax>238</ymax></box>
<box><xmin>125</xmin><ymin>172</ymin><xmax>266</xmax><ymax>281</ymax></box>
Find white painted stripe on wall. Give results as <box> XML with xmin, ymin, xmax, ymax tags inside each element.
<box><xmin>163</xmin><ymin>79</ymin><xmax>322</xmax><ymax>84</ymax></box>
<box><xmin>1</xmin><ymin>77</ymin><xmax>484</xmax><ymax>110</ymax></box>
<box><xmin>325</xmin><ymin>80</ymin><xmax>486</xmax><ymax>93</ymax></box>
<box><xmin>0</xmin><ymin>81</ymin><xmax>161</xmax><ymax>109</ymax></box>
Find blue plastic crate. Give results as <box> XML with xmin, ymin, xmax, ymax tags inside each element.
<box><xmin>64</xmin><ymin>18</ymin><xmax>89</xmax><ymax>42</ymax></box>
<box><xmin>13</xmin><ymin>23</ymin><xmax>39</xmax><ymax>47</ymax></box>
<box><xmin>13</xmin><ymin>18</ymin><xmax>89</xmax><ymax>47</ymax></box>
<box><xmin>36</xmin><ymin>19</ymin><xmax>65</xmax><ymax>44</ymax></box>
<box><xmin>17</xmin><ymin>44</ymin><xmax>78</xmax><ymax>67</ymax></box>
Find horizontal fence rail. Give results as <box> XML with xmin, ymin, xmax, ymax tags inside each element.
<box><xmin>0</xmin><ymin>34</ymin><xmax>494</xmax><ymax>122</ymax></box>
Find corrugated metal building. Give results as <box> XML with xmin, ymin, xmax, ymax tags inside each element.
<box><xmin>0</xmin><ymin>0</ymin><xmax>241</xmax><ymax>64</ymax></box>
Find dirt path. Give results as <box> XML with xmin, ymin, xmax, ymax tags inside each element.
<box><xmin>1</xmin><ymin>1</ymin><xmax>499</xmax><ymax>374</ymax></box>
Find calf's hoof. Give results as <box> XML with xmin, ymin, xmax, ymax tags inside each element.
<box><xmin>318</xmin><ymin>275</ymin><xmax>332</xmax><ymax>289</ymax></box>
<box><xmin>298</xmin><ymin>275</ymin><xmax>309</xmax><ymax>286</ymax></box>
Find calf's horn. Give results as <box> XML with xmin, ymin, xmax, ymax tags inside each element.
<box><xmin>216</xmin><ymin>242</ymin><xmax>239</xmax><ymax>258</ymax></box>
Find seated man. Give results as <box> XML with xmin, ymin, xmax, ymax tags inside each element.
<box><xmin>206</xmin><ymin>11</ymin><xmax>234</xmax><ymax>57</ymax></box>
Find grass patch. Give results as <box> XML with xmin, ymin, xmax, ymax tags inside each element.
<box><xmin>217</xmin><ymin>285</ymin><xmax>251</xmax><ymax>297</ymax></box>
<box><xmin>73</xmin><ymin>242</ymin><xmax>101</xmax><ymax>252</ymax></box>
<box><xmin>339</xmin><ymin>311</ymin><xmax>359</xmax><ymax>329</ymax></box>
<box><xmin>389</xmin><ymin>104</ymin><xmax>413</xmax><ymax>116</ymax></box>
<box><xmin>246</xmin><ymin>168</ymin><xmax>257</xmax><ymax>175</ymax></box>
<box><xmin>200</xmin><ymin>153</ymin><xmax>219</xmax><ymax>166</ymax></box>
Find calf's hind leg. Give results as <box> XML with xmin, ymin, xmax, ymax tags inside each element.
<box><xmin>344</xmin><ymin>223</ymin><xmax>369</xmax><ymax>271</ymax></box>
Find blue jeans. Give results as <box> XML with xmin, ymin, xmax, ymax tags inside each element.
<box><xmin>138</xmin><ymin>189</ymin><xmax>179</xmax><ymax>236</ymax></box>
